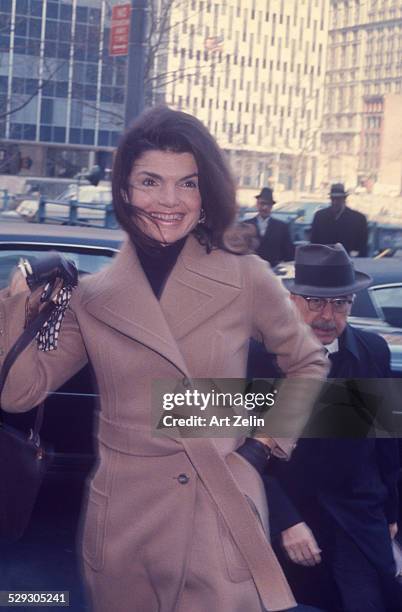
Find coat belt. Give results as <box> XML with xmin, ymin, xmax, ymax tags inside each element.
<box><xmin>97</xmin><ymin>415</ymin><xmax>183</xmax><ymax>456</ymax></box>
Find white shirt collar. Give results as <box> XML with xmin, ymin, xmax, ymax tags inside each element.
<box><xmin>257</xmin><ymin>215</ymin><xmax>270</xmax><ymax>235</ymax></box>
<box><xmin>324</xmin><ymin>338</ymin><xmax>339</xmax><ymax>354</ymax></box>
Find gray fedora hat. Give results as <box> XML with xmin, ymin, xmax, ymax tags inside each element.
<box><xmin>329</xmin><ymin>183</ymin><xmax>348</xmax><ymax>198</ymax></box>
<box><xmin>286</xmin><ymin>243</ymin><xmax>372</xmax><ymax>297</ymax></box>
<box><xmin>255</xmin><ymin>187</ymin><xmax>276</xmax><ymax>204</ymax></box>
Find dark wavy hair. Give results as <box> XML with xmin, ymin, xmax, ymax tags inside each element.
<box><xmin>112</xmin><ymin>106</ymin><xmax>237</xmax><ymax>251</ymax></box>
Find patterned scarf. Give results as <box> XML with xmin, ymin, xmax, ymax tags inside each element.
<box><xmin>36</xmin><ymin>285</ymin><xmax>73</xmax><ymax>351</ymax></box>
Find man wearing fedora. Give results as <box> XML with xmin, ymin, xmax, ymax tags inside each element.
<box><xmin>245</xmin><ymin>187</ymin><xmax>295</xmax><ymax>267</ymax></box>
<box><xmin>244</xmin><ymin>243</ymin><xmax>400</xmax><ymax>611</ymax></box>
<box><xmin>310</xmin><ymin>184</ymin><xmax>368</xmax><ymax>257</ymax></box>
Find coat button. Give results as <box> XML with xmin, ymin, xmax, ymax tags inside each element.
<box><xmin>177</xmin><ymin>473</ymin><xmax>190</xmax><ymax>485</ymax></box>
<box><xmin>0</xmin><ymin>348</ymin><xmax>4</xmax><ymax>356</ymax></box>
<box><xmin>182</xmin><ymin>377</ymin><xmax>190</xmax><ymax>388</ymax></box>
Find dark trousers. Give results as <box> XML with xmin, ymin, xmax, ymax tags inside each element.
<box><xmin>330</xmin><ymin>525</ymin><xmax>386</xmax><ymax>612</ymax></box>
<box><xmin>330</xmin><ymin>526</ymin><xmax>402</xmax><ymax>612</ymax></box>
<box><xmin>274</xmin><ymin>516</ymin><xmax>402</xmax><ymax>612</ymax></box>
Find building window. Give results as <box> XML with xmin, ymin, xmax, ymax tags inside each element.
<box><xmin>76</xmin><ymin>6</ymin><xmax>88</xmax><ymax>23</ymax></box>
<box><xmin>47</xmin><ymin>2</ymin><xmax>59</xmax><ymax>20</ymax></box>
<box><xmin>40</xmin><ymin>125</ymin><xmax>52</xmax><ymax>142</ymax></box>
<box><xmin>40</xmin><ymin>98</ymin><xmax>54</xmax><ymax>128</ymax></box>
<box><xmin>53</xmin><ymin>127</ymin><xmax>66</xmax><ymax>143</ymax></box>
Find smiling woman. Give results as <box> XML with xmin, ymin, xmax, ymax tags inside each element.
<box><xmin>1</xmin><ymin>106</ymin><xmax>328</xmax><ymax>612</ymax></box>
<box><xmin>112</xmin><ymin>106</ymin><xmax>236</xmax><ymax>252</ymax></box>
<box><xmin>128</xmin><ymin>150</ymin><xmax>202</xmax><ymax>244</ymax></box>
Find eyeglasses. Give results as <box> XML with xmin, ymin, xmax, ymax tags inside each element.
<box><xmin>303</xmin><ymin>296</ymin><xmax>354</xmax><ymax>313</ymax></box>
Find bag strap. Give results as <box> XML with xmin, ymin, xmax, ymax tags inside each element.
<box><xmin>0</xmin><ymin>301</ymin><xmax>57</xmax><ymax>442</ymax></box>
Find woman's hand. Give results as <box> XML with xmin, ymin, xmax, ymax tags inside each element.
<box><xmin>281</xmin><ymin>522</ymin><xmax>322</xmax><ymax>566</ymax></box>
<box><xmin>389</xmin><ymin>522</ymin><xmax>398</xmax><ymax>540</ymax></box>
<box><xmin>9</xmin><ymin>269</ymin><xmax>29</xmax><ymax>296</ymax></box>
<box><xmin>8</xmin><ymin>267</ymin><xmax>63</xmax><ymax>322</ymax></box>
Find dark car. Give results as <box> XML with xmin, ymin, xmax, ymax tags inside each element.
<box><xmin>0</xmin><ymin>223</ymin><xmax>124</xmax><ymax>479</ymax></box>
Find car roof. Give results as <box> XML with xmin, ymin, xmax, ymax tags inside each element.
<box><xmin>277</xmin><ymin>201</ymin><xmax>329</xmax><ymax>221</ymax></box>
<box><xmin>351</xmin><ymin>257</ymin><xmax>402</xmax><ymax>318</ymax></box>
<box><xmin>352</xmin><ymin>257</ymin><xmax>402</xmax><ymax>285</ymax></box>
<box><xmin>58</xmin><ymin>184</ymin><xmax>112</xmax><ymax>195</ymax></box>
<box><xmin>0</xmin><ymin>221</ymin><xmax>125</xmax><ymax>250</ymax></box>
<box><xmin>275</xmin><ymin>200</ymin><xmax>328</xmax><ymax>209</ymax></box>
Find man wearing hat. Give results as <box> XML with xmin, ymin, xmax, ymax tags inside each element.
<box><xmin>245</xmin><ymin>187</ymin><xmax>295</xmax><ymax>267</ymax></box>
<box><xmin>310</xmin><ymin>183</ymin><xmax>368</xmax><ymax>257</ymax></box>
<box><xmin>243</xmin><ymin>243</ymin><xmax>400</xmax><ymax>611</ymax></box>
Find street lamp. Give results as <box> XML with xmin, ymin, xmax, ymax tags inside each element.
<box><xmin>124</xmin><ymin>0</ymin><xmax>149</xmax><ymax>128</ymax></box>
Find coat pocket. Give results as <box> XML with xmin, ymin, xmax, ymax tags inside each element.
<box><xmin>217</xmin><ymin>513</ymin><xmax>253</xmax><ymax>583</ymax></box>
<box><xmin>82</xmin><ymin>487</ymin><xmax>109</xmax><ymax>572</ymax></box>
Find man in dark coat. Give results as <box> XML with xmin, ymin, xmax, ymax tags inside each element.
<box><xmin>310</xmin><ymin>184</ymin><xmax>368</xmax><ymax>257</ymax></box>
<box><xmin>241</xmin><ymin>244</ymin><xmax>401</xmax><ymax>611</ymax></box>
<box><xmin>245</xmin><ymin>187</ymin><xmax>295</xmax><ymax>267</ymax></box>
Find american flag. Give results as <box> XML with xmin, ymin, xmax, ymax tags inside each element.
<box><xmin>204</xmin><ymin>36</ymin><xmax>224</xmax><ymax>53</ymax></box>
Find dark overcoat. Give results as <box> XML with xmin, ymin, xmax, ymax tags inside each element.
<box><xmin>310</xmin><ymin>206</ymin><xmax>368</xmax><ymax>256</ymax></box>
<box><xmin>245</xmin><ymin>216</ymin><xmax>295</xmax><ymax>267</ymax></box>
<box><xmin>249</xmin><ymin>326</ymin><xmax>400</xmax><ymax>576</ymax></box>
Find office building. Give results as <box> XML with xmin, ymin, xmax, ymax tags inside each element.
<box><xmin>1</xmin><ymin>0</ymin><xmax>331</xmax><ymax>196</ymax></box>
<box><xmin>359</xmin><ymin>93</ymin><xmax>402</xmax><ymax>193</ymax></box>
<box><xmin>322</xmin><ymin>0</ymin><xmax>402</xmax><ymax>190</ymax></box>
<box><xmin>0</xmin><ymin>0</ymin><xmax>125</xmax><ymax>178</ymax></box>
<box><xmin>158</xmin><ymin>0</ymin><xmax>330</xmax><ymax>195</ymax></box>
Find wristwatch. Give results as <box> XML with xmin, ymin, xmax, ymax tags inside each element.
<box><xmin>248</xmin><ymin>438</ymin><xmax>272</xmax><ymax>461</ymax></box>
<box><xmin>236</xmin><ymin>438</ymin><xmax>272</xmax><ymax>476</ymax></box>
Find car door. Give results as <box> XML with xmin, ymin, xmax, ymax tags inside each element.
<box><xmin>0</xmin><ymin>242</ymin><xmax>116</xmax><ymax>477</ymax></box>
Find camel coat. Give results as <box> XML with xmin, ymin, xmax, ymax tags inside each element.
<box><xmin>0</xmin><ymin>235</ymin><xmax>327</xmax><ymax>612</ymax></box>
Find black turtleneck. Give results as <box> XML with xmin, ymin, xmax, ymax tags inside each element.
<box><xmin>136</xmin><ymin>237</ymin><xmax>187</xmax><ymax>299</ymax></box>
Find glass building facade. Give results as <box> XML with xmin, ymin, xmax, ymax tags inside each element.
<box><xmin>0</xmin><ymin>0</ymin><xmax>127</xmax><ymax>177</ymax></box>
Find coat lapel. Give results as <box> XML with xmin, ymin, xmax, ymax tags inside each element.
<box><xmin>83</xmin><ymin>234</ymin><xmax>242</xmax><ymax>371</ymax></box>
<box><xmin>83</xmin><ymin>238</ymin><xmax>190</xmax><ymax>376</ymax></box>
<box><xmin>160</xmin><ymin>235</ymin><xmax>242</xmax><ymax>340</ymax></box>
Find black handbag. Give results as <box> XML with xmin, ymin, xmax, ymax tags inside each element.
<box><xmin>0</xmin><ymin>253</ymin><xmax>78</xmax><ymax>541</ymax></box>
<box><xmin>0</xmin><ymin>403</ymin><xmax>53</xmax><ymax>541</ymax></box>
<box><xmin>0</xmin><ymin>302</ymin><xmax>56</xmax><ymax>541</ymax></box>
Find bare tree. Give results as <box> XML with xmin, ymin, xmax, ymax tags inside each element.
<box><xmin>144</xmin><ymin>0</ymin><xmax>225</xmax><ymax>106</ymax></box>
<box><xmin>1</xmin><ymin>1</ymin><xmax>224</xmax><ymax>145</ymax></box>
<box><xmin>77</xmin><ymin>0</ymin><xmax>225</xmax><ymax>125</ymax></box>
